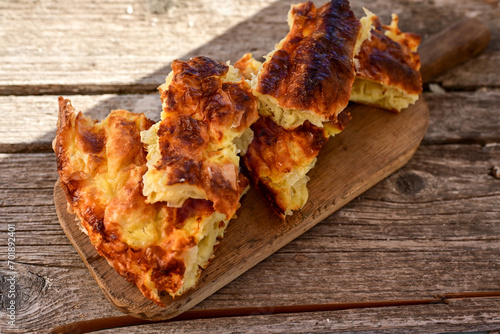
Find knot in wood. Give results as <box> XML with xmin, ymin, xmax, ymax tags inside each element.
<box><xmin>395</xmin><ymin>172</ymin><xmax>425</xmax><ymax>195</ymax></box>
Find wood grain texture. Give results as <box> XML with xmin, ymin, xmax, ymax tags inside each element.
<box><xmin>45</xmin><ymin>293</ymin><xmax>500</xmax><ymax>334</ymax></box>
<box><xmin>0</xmin><ymin>13</ymin><xmax>494</xmax><ymax>154</ymax></box>
<box><xmin>0</xmin><ymin>0</ymin><xmax>278</xmax><ymax>94</ymax></box>
<box><xmin>0</xmin><ymin>94</ymin><xmax>161</xmax><ymax>153</ymax></box>
<box><xmin>54</xmin><ymin>100</ymin><xmax>429</xmax><ymax>320</ymax></box>
<box><xmin>0</xmin><ymin>0</ymin><xmax>499</xmax><ymax>95</ymax></box>
<box><xmin>419</xmin><ymin>17</ymin><xmax>491</xmax><ymax>83</ymax></box>
<box><xmin>423</xmin><ymin>89</ymin><xmax>500</xmax><ymax>144</ymax></box>
<box><xmin>2</xmin><ymin>90</ymin><xmax>500</xmax><ymax>153</ymax></box>
<box><xmin>0</xmin><ymin>90</ymin><xmax>500</xmax><ymax>153</ymax></box>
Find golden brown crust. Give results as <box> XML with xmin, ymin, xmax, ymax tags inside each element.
<box><xmin>236</xmin><ymin>52</ymin><xmax>349</xmax><ymax>219</ymax></box>
<box><xmin>148</xmin><ymin>56</ymin><xmax>259</xmax><ymax>218</ymax></box>
<box><xmin>55</xmin><ymin>98</ymin><xmax>230</xmax><ymax>306</ymax></box>
<box><xmin>162</xmin><ymin>57</ymin><xmax>258</xmax><ymax>140</ymax></box>
<box><xmin>234</xmin><ymin>53</ymin><xmax>262</xmax><ymax>80</ymax></box>
<box><xmin>356</xmin><ymin>14</ymin><xmax>422</xmax><ymax>95</ymax></box>
<box><xmin>243</xmin><ymin>117</ymin><xmax>329</xmax><ymax>219</ymax></box>
<box><xmin>255</xmin><ymin>0</ymin><xmax>360</xmax><ymax>124</ymax></box>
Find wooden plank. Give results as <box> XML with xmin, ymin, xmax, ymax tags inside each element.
<box><xmin>0</xmin><ymin>94</ymin><xmax>162</xmax><ymax>153</ymax></box>
<box><xmin>0</xmin><ymin>0</ymin><xmax>284</xmax><ymax>94</ymax></box>
<box><xmin>2</xmin><ymin>90</ymin><xmax>500</xmax><ymax>153</ymax></box>
<box><xmin>1</xmin><ymin>0</ymin><xmax>499</xmax><ymax>331</ymax></box>
<box><xmin>96</xmin><ymin>298</ymin><xmax>500</xmax><ymax>334</ymax></box>
<box><xmin>0</xmin><ymin>0</ymin><xmax>498</xmax><ymax>95</ymax></box>
<box><xmin>1</xmin><ymin>140</ymin><xmax>500</xmax><ymax>332</ymax></box>
<box><xmin>423</xmin><ymin>89</ymin><xmax>500</xmax><ymax>144</ymax></box>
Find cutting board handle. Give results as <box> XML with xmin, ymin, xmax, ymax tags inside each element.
<box><xmin>419</xmin><ymin>17</ymin><xmax>491</xmax><ymax>83</ymax></box>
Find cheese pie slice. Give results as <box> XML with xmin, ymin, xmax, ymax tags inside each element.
<box><xmin>141</xmin><ymin>56</ymin><xmax>259</xmax><ymax>219</ymax></box>
<box><xmin>54</xmin><ymin>98</ymin><xmax>246</xmax><ymax>305</ymax></box>
<box><xmin>350</xmin><ymin>9</ymin><xmax>422</xmax><ymax>111</ymax></box>
<box><xmin>236</xmin><ymin>53</ymin><xmax>348</xmax><ymax>219</ymax></box>
<box><xmin>251</xmin><ymin>0</ymin><xmax>370</xmax><ymax>131</ymax></box>
<box><xmin>233</xmin><ymin>0</ymin><xmax>370</xmax><ymax>218</ymax></box>
<box><xmin>243</xmin><ymin>116</ymin><xmax>348</xmax><ymax>219</ymax></box>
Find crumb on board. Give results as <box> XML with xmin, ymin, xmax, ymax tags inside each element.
<box><xmin>492</xmin><ymin>166</ymin><xmax>500</xmax><ymax>179</ymax></box>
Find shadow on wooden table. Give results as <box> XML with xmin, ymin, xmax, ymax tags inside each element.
<box><xmin>24</xmin><ymin>0</ymin><xmax>466</xmax><ymax>149</ymax></box>
<box><xmin>51</xmin><ymin>0</ymin><xmax>295</xmax><ymax>124</ymax></box>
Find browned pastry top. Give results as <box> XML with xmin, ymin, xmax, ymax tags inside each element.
<box><xmin>243</xmin><ymin>116</ymin><xmax>330</xmax><ymax>218</ymax></box>
<box><xmin>255</xmin><ymin>0</ymin><xmax>361</xmax><ymax>123</ymax></box>
<box><xmin>356</xmin><ymin>15</ymin><xmax>422</xmax><ymax>95</ymax></box>
<box><xmin>162</xmin><ymin>57</ymin><xmax>258</xmax><ymax>141</ymax></box>
<box><xmin>153</xmin><ymin>56</ymin><xmax>258</xmax><ymax>218</ymax></box>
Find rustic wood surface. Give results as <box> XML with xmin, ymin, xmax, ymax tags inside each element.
<box><xmin>0</xmin><ymin>0</ymin><xmax>499</xmax><ymax>333</ymax></box>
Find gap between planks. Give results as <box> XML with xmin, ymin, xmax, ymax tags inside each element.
<box><xmin>2</xmin><ymin>82</ymin><xmax>499</xmax><ymax>97</ymax></box>
<box><xmin>3</xmin><ymin>89</ymin><xmax>500</xmax><ymax>154</ymax></box>
<box><xmin>0</xmin><ymin>84</ymin><xmax>159</xmax><ymax>97</ymax></box>
<box><xmin>45</xmin><ymin>291</ymin><xmax>500</xmax><ymax>334</ymax></box>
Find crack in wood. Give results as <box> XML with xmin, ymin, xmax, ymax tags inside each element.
<box><xmin>45</xmin><ymin>292</ymin><xmax>500</xmax><ymax>334</ymax></box>
<box><xmin>10</xmin><ymin>262</ymin><xmax>84</xmax><ymax>270</ymax></box>
<box><xmin>2</xmin><ymin>84</ymin><xmax>500</xmax><ymax>97</ymax></box>
<box><xmin>0</xmin><ymin>84</ymin><xmax>159</xmax><ymax>97</ymax></box>
<box><xmin>361</xmin><ymin>194</ymin><xmax>500</xmax><ymax>205</ymax></box>
<box><xmin>422</xmin><ymin>137</ymin><xmax>500</xmax><ymax>146</ymax></box>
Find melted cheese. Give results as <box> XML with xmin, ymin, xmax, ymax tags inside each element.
<box><xmin>175</xmin><ymin>210</ymin><xmax>227</xmax><ymax>296</ymax></box>
<box><xmin>254</xmin><ymin>92</ymin><xmax>326</xmax><ymax>129</ymax></box>
<box><xmin>232</xmin><ymin>127</ymin><xmax>254</xmax><ymax>156</ymax></box>
<box><xmin>350</xmin><ymin>78</ymin><xmax>419</xmax><ymax>112</ymax></box>
<box><xmin>277</xmin><ymin>157</ymin><xmax>316</xmax><ymax>217</ymax></box>
<box><xmin>237</xmin><ymin>47</ymin><xmax>349</xmax><ymax>219</ymax></box>
<box><xmin>352</xmin><ymin>10</ymin><xmax>422</xmax><ymax>111</ymax></box>
<box><xmin>243</xmin><ymin>115</ymin><xmax>329</xmax><ymax>219</ymax></box>
<box><xmin>355</xmin><ymin>8</ymin><xmax>376</xmax><ymax>56</ymax></box>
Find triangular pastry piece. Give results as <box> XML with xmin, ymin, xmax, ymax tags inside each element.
<box><xmin>350</xmin><ymin>9</ymin><xmax>422</xmax><ymax>111</ymax></box>
<box><xmin>141</xmin><ymin>56</ymin><xmax>259</xmax><ymax>219</ymax></box>
<box><xmin>250</xmin><ymin>0</ymin><xmax>370</xmax><ymax>132</ymax></box>
<box><xmin>54</xmin><ymin>97</ymin><xmax>247</xmax><ymax>306</ymax></box>
<box><xmin>235</xmin><ymin>0</ymin><xmax>372</xmax><ymax>218</ymax></box>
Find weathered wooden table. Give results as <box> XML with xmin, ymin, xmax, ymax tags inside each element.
<box><xmin>1</xmin><ymin>0</ymin><xmax>499</xmax><ymax>333</ymax></box>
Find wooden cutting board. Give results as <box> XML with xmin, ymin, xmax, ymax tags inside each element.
<box><xmin>54</xmin><ymin>17</ymin><xmax>489</xmax><ymax>320</ymax></box>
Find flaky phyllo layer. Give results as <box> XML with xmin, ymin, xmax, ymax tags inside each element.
<box><xmin>54</xmin><ymin>98</ymin><xmax>246</xmax><ymax>306</ymax></box>
<box><xmin>244</xmin><ymin>117</ymin><xmax>332</xmax><ymax>219</ymax></box>
<box><xmin>250</xmin><ymin>0</ymin><xmax>371</xmax><ymax>131</ymax></box>
<box><xmin>141</xmin><ymin>56</ymin><xmax>259</xmax><ymax>219</ymax></box>
<box><xmin>237</xmin><ymin>52</ymin><xmax>349</xmax><ymax>219</ymax></box>
<box><xmin>351</xmin><ymin>9</ymin><xmax>422</xmax><ymax>111</ymax></box>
